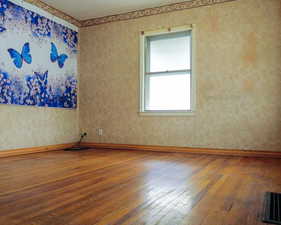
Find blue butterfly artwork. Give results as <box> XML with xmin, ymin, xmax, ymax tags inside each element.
<box><xmin>7</xmin><ymin>42</ymin><xmax>32</xmax><ymax>69</ymax></box>
<box><xmin>50</xmin><ymin>42</ymin><xmax>68</xmax><ymax>68</ymax></box>
<box><xmin>0</xmin><ymin>0</ymin><xmax>78</xmax><ymax>108</ymax></box>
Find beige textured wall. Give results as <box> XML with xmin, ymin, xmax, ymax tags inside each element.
<box><xmin>0</xmin><ymin>106</ymin><xmax>79</xmax><ymax>150</ymax></box>
<box><xmin>79</xmin><ymin>0</ymin><xmax>281</xmax><ymax>151</ymax></box>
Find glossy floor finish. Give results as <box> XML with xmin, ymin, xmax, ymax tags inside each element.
<box><xmin>1</xmin><ymin>149</ymin><xmax>281</xmax><ymax>225</ymax></box>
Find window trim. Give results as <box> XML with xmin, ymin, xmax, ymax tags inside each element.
<box><xmin>139</xmin><ymin>25</ymin><xmax>196</xmax><ymax>116</ymax></box>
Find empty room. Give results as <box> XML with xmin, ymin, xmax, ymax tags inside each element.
<box><xmin>0</xmin><ymin>0</ymin><xmax>281</xmax><ymax>224</ymax></box>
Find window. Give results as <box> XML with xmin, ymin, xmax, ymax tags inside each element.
<box><xmin>139</xmin><ymin>26</ymin><xmax>195</xmax><ymax>116</ymax></box>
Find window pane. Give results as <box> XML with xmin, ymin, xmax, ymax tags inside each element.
<box><xmin>145</xmin><ymin>73</ymin><xmax>191</xmax><ymax>111</ymax></box>
<box><xmin>148</xmin><ymin>32</ymin><xmax>191</xmax><ymax>72</ymax></box>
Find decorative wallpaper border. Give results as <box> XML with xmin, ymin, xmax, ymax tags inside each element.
<box><xmin>24</xmin><ymin>0</ymin><xmax>238</xmax><ymax>27</ymax></box>
<box><xmin>81</xmin><ymin>0</ymin><xmax>238</xmax><ymax>27</ymax></box>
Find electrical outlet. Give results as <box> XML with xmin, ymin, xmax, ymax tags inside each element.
<box><xmin>81</xmin><ymin>132</ymin><xmax>87</xmax><ymax>138</ymax></box>
<box><xmin>97</xmin><ymin>128</ymin><xmax>103</xmax><ymax>136</ymax></box>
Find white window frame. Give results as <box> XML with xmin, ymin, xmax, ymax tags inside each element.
<box><xmin>139</xmin><ymin>25</ymin><xmax>196</xmax><ymax>116</ymax></box>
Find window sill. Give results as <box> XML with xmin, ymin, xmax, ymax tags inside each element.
<box><xmin>138</xmin><ymin>111</ymin><xmax>195</xmax><ymax>117</ymax></box>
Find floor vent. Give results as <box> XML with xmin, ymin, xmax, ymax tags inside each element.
<box><xmin>263</xmin><ymin>192</ymin><xmax>281</xmax><ymax>224</ymax></box>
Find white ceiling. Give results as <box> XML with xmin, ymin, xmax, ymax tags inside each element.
<box><xmin>41</xmin><ymin>0</ymin><xmax>189</xmax><ymax>21</ymax></box>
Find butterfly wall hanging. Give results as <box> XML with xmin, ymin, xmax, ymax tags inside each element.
<box><xmin>50</xmin><ymin>42</ymin><xmax>68</xmax><ymax>68</ymax></box>
<box><xmin>0</xmin><ymin>0</ymin><xmax>78</xmax><ymax>108</ymax></box>
<box><xmin>7</xmin><ymin>42</ymin><xmax>32</xmax><ymax>69</ymax></box>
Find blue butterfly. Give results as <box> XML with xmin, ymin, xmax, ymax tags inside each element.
<box><xmin>50</xmin><ymin>42</ymin><xmax>68</xmax><ymax>68</ymax></box>
<box><xmin>8</xmin><ymin>42</ymin><xmax>32</xmax><ymax>69</ymax></box>
<box><xmin>0</xmin><ymin>26</ymin><xmax>6</xmax><ymax>33</ymax></box>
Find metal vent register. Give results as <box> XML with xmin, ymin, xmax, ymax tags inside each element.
<box><xmin>263</xmin><ymin>192</ymin><xmax>281</xmax><ymax>224</ymax></box>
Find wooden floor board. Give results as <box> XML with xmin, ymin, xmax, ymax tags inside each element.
<box><xmin>0</xmin><ymin>149</ymin><xmax>281</xmax><ymax>225</ymax></box>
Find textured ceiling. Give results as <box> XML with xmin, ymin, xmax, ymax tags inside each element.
<box><xmin>40</xmin><ymin>0</ymin><xmax>190</xmax><ymax>20</ymax></box>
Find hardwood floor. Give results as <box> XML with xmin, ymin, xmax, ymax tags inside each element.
<box><xmin>0</xmin><ymin>149</ymin><xmax>281</xmax><ymax>225</ymax></box>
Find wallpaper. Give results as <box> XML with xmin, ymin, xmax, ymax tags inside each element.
<box><xmin>79</xmin><ymin>0</ymin><xmax>281</xmax><ymax>151</ymax></box>
<box><xmin>0</xmin><ymin>0</ymin><xmax>78</xmax><ymax>108</ymax></box>
<box><xmin>0</xmin><ymin>0</ymin><xmax>79</xmax><ymax>151</ymax></box>
<box><xmin>82</xmin><ymin>0</ymin><xmax>237</xmax><ymax>27</ymax></box>
<box><xmin>24</xmin><ymin>0</ymin><xmax>81</xmax><ymax>27</ymax></box>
